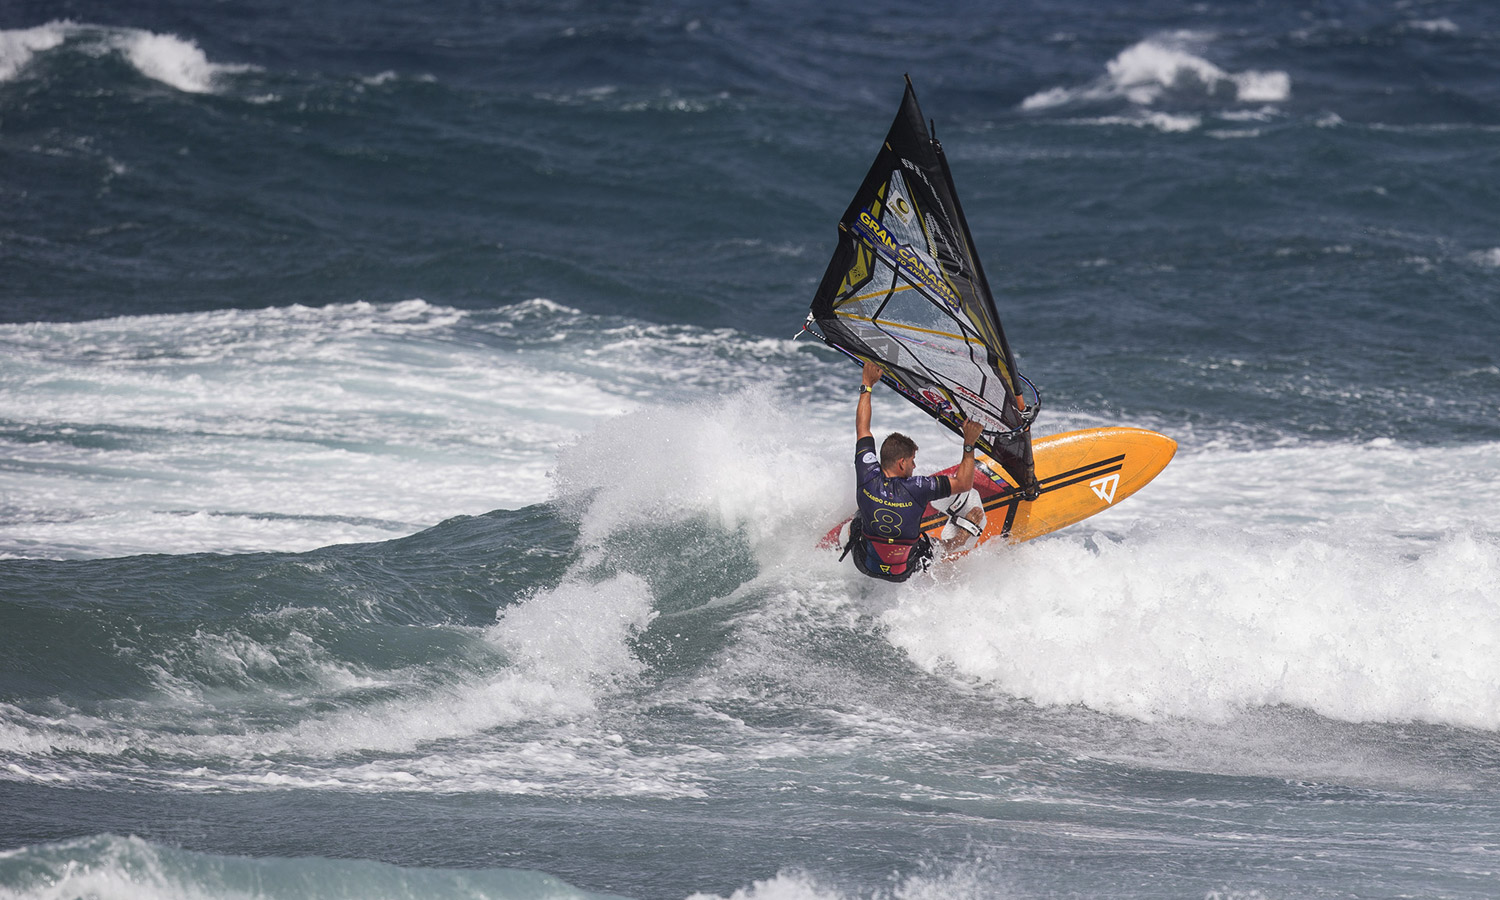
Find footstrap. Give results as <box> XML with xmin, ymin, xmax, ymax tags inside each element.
<box><xmin>944</xmin><ymin>494</ymin><xmax>983</xmax><ymax>537</ymax></box>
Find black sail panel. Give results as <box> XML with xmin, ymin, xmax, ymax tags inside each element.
<box><xmin>810</xmin><ymin>78</ymin><xmax>1037</xmax><ymax>492</ymax></box>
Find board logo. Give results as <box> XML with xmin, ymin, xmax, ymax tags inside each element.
<box><xmin>1089</xmin><ymin>473</ymin><xmax>1120</xmax><ymax>504</ymax></box>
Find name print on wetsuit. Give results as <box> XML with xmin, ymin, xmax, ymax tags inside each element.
<box><xmin>853</xmin><ymin>436</ymin><xmax>950</xmax><ymax>543</ymax></box>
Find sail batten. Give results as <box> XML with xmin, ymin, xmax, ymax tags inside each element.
<box><xmin>808</xmin><ymin>78</ymin><xmax>1039</xmax><ymax>493</ymax></box>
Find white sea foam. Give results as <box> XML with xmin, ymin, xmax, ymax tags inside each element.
<box><xmin>1404</xmin><ymin>18</ymin><xmax>1459</xmax><ymax>35</ymax></box>
<box><xmin>1469</xmin><ymin>248</ymin><xmax>1500</xmax><ymax>268</ymax></box>
<box><xmin>228</xmin><ymin>572</ymin><xmax>665</xmax><ymax>777</ymax></box>
<box><xmin>876</xmin><ymin>437</ymin><xmax>1500</xmax><ymax>731</ymax></box>
<box><xmin>643</xmin><ymin>427</ymin><xmax>1500</xmax><ymax>732</ymax></box>
<box><xmin>0</xmin><ymin>21</ymin><xmax>69</xmax><ymax>82</ymax></box>
<box><xmin>526</xmin><ymin>383</ymin><xmax>1500</xmax><ymax>736</ymax></box>
<box><xmin>489</xmin><ymin>573</ymin><xmax>657</xmax><ymax>691</ymax></box>
<box><xmin>555</xmin><ymin>381</ymin><xmax>1500</xmax><ymax>733</ymax></box>
<box><xmin>0</xmin><ymin>300</ymin><xmax>640</xmax><ymax>558</ymax></box>
<box><xmin>1070</xmin><ymin>111</ymin><xmax>1202</xmax><ymax>133</ymax></box>
<box><xmin>0</xmin><ymin>834</ymin><xmax>622</xmax><ymax>900</ymax></box>
<box><xmin>687</xmin><ymin>861</ymin><xmax>1006</xmax><ymax>900</ymax></box>
<box><xmin>0</xmin><ymin>299</ymin><xmax>843</xmax><ymax>559</ymax></box>
<box><xmin>1104</xmin><ymin>35</ymin><xmax>1233</xmax><ymax>105</ymax></box>
<box><xmin>553</xmin><ymin>385</ymin><xmax>854</xmax><ymax>551</ymax></box>
<box><xmin>0</xmin><ymin>20</ymin><xmax>253</xmax><ymax>92</ymax></box>
<box><xmin>0</xmin><ymin>836</ymin><xmax>1011</xmax><ymax>900</ymax></box>
<box><xmin>111</xmin><ymin>29</ymin><xmax>253</xmax><ymax>94</ymax></box>
<box><xmin>1118</xmin><ymin>439</ymin><xmax>1500</xmax><ymax>543</ymax></box>
<box><xmin>361</xmin><ymin>70</ymin><xmax>398</xmax><ymax>86</ymax></box>
<box><xmin>9</xmin><ymin>301</ymin><xmax>1500</xmax><ymax>751</ymax></box>
<box><xmin>0</xmin><ymin>299</ymin><xmax>865</xmax><ymax>559</ymax></box>
<box><xmin>1021</xmin><ymin>32</ymin><xmax>1291</xmax><ymax>125</ymax></box>
<box><xmin>1207</xmin><ymin>128</ymin><xmax>1262</xmax><ymax>140</ymax></box>
<box><xmin>1232</xmin><ymin>69</ymin><xmax>1291</xmax><ymax>103</ymax></box>
<box><xmin>886</xmin><ymin>526</ymin><xmax>1500</xmax><ymax>729</ymax></box>
<box><xmin>7</xmin><ymin>394</ymin><xmax>1500</xmax><ymax>798</ymax></box>
<box><xmin>0</xmin><ymin>573</ymin><xmax>696</xmax><ymax>796</ymax></box>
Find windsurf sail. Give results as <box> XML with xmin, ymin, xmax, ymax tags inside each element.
<box><xmin>805</xmin><ymin>76</ymin><xmax>1040</xmax><ymax>494</ymax></box>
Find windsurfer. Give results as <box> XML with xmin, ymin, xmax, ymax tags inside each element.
<box><xmin>844</xmin><ymin>360</ymin><xmax>984</xmax><ymax>581</ymax></box>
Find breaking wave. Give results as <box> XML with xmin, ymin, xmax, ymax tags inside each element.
<box><xmin>1021</xmin><ymin>31</ymin><xmax>1291</xmax><ymax>131</ymax></box>
<box><xmin>0</xmin><ymin>20</ymin><xmax>255</xmax><ymax>93</ymax></box>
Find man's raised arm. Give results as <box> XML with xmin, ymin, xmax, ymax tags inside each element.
<box><xmin>949</xmin><ymin>419</ymin><xmax>985</xmax><ymax>494</ymax></box>
<box><xmin>856</xmin><ymin>360</ymin><xmax>881</xmax><ymax>441</ymax></box>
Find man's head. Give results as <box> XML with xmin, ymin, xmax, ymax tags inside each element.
<box><xmin>880</xmin><ymin>433</ymin><xmax>918</xmax><ymax>475</ymax></box>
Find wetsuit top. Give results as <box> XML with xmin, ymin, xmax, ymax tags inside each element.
<box><xmin>854</xmin><ymin>436</ymin><xmax>952</xmax><ymax>568</ymax></box>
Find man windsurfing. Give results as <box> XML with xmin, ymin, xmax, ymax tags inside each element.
<box><xmin>842</xmin><ymin>360</ymin><xmax>984</xmax><ymax>581</ymax></box>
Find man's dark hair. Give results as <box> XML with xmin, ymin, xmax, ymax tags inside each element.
<box><xmin>880</xmin><ymin>433</ymin><xmax>918</xmax><ymax>469</ymax></box>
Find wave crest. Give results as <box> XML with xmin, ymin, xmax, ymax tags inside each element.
<box><xmin>1021</xmin><ymin>32</ymin><xmax>1291</xmax><ymax>130</ymax></box>
<box><xmin>0</xmin><ymin>20</ymin><xmax>255</xmax><ymax>93</ymax></box>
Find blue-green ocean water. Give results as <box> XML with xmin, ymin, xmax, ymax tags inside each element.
<box><xmin>4</xmin><ymin>2</ymin><xmax>1500</xmax><ymax>898</ymax></box>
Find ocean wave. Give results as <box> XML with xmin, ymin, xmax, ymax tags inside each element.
<box><xmin>0</xmin><ymin>20</ymin><xmax>256</xmax><ymax>94</ymax></box>
<box><xmin>1021</xmin><ymin>31</ymin><xmax>1291</xmax><ymax>129</ymax></box>
<box><xmin>0</xmin><ymin>299</ymin><xmax>845</xmax><ymax>559</ymax></box>
<box><xmin>884</xmin><ymin>527</ymin><xmax>1500</xmax><ymax>730</ymax></box>
<box><xmin>865</xmin><ymin>437</ymin><xmax>1500</xmax><ymax>729</ymax></box>
<box><xmin>0</xmin><ymin>834</ymin><xmax>628</xmax><ymax>900</ymax></box>
<box><xmin>1057</xmin><ymin>111</ymin><xmax>1203</xmax><ymax>133</ymax></box>
<box><xmin>0</xmin><ymin>301</ymin><xmax>620</xmax><ymax>558</ymax></box>
<box><xmin>1400</xmin><ymin>18</ymin><xmax>1461</xmax><ymax>36</ymax></box>
<box><xmin>4</xmin><ymin>425</ymin><xmax>1500</xmax><ymax>803</ymax></box>
<box><xmin>506</xmin><ymin>398</ymin><xmax>1500</xmax><ymax>734</ymax></box>
<box><xmin>0</xmin><ymin>509</ymin><xmax>709</xmax><ymax>798</ymax></box>
<box><xmin>7</xmin><ymin>304</ymin><xmax>1500</xmax><ymax>742</ymax></box>
<box><xmin>0</xmin><ymin>22</ymin><xmax>67</xmax><ymax>83</ymax></box>
<box><xmin>685</xmin><ymin>861</ymin><xmax>1005</xmax><ymax>900</ymax></box>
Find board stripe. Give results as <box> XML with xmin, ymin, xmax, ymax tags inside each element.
<box><xmin>919</xmin><ymin>452</ymin><xmax>1129</xmax><ymax>531</ymax></box>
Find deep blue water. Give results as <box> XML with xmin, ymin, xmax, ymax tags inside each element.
<box><xmin>3</xmin><ymin>2</ymin><xmax>1500</xmax><ymax>898</ymax></box>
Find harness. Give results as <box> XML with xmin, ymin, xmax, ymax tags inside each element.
<box><xmin>839</xmin><ymin>517</ymin><xmax>932</xmax><ymax>582</ymax></box>
<box><xmin>840</xmin><ymin>474</ymin><xmax>932</xmax><ymax>581</ymax></box>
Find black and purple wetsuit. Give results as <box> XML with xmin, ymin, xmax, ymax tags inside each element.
<box><xmin>850</xmin><ymin>435</ymin><xmax>953</xmax><ymax>581</ymax></box>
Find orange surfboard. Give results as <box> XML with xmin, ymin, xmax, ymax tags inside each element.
<box><xmin>821</xmin><ymin>427</ymin><xmax>1176</xmax><ymax>552</ymax></box>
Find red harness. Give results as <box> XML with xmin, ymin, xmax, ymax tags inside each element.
<box><xmin>865</xmin><ymin>535</ymin><xmax>917</xmax><ymax>574</ymax></box>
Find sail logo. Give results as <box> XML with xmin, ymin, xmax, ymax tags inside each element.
<box><xmin>854</xmin><ymin>210</ymin><xmax>962</xmax><ymax>309</ymax></box>
<box><xmin>951</xmin><ymin>383</ymin><xmax>985</xmax><ymax>405</ymax></box>
<box><xmin>920</xmin><ymin>389</ymin><xmax>952</xmax><ymax>413</ymax></box>
<box><xmin>1089</xmin><ymin>473</ymin><xmax>1120</xmax><ymax>504</ymax></box>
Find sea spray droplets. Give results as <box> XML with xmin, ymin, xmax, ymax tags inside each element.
<box><xmin>551</xmin><ymin>385</ymin><xmax>853</xmax><ymax>549</ymax></box>
<box><xmin>489</xmin><ymin>574</ymin><xmax>657</xmax><ymax>694</ymax></box>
